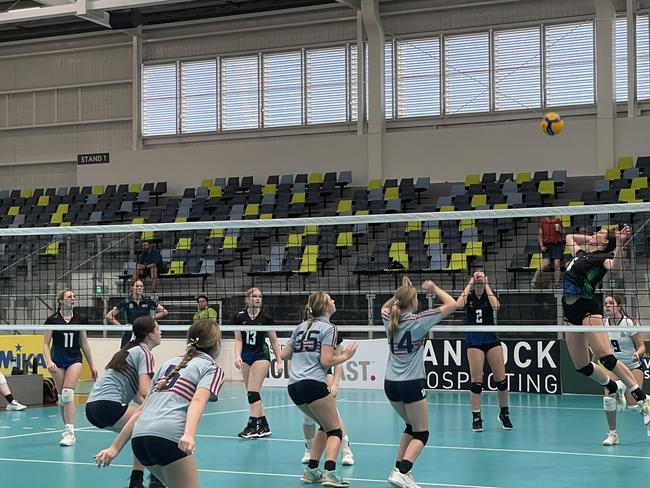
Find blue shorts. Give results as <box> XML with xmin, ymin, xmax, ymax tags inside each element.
<box><xmin>241</xmin><ymin>350</ymin><xmax>270</xmax><ymax>365</ymax></box>
<box><xmin>542</xmin><ymin>242</ymin><xmax>564</xmax><ymax>260</ymax></box>
<box><xmin>52</xmin><ymin>353</ymin><xmax>82</xmax><ymax>369</ymax></box>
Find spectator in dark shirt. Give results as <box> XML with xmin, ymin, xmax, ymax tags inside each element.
<box><xmin>133</xmin><ymin>240</ymin><xmax>161</xmax><ymax>293</ymax></box>
<box><xmin>531</xmin><ymin>216</ymin><xmax>564</xmax><ymax>288</ymax></box>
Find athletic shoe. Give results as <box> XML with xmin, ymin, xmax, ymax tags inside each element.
<box><xmin>615</xmin><ymin>381</ymin><xmax>627</xmax><ymax>413</ymax></box>
<box><xmin>6</xmin><ymin>400</ymin><xmax>26</xmax><ymax>411</ymax></box>
<box><xmin>322</xmin><ymin>470</ymin><xmax>350</xmax><ymax>487</ymax></box>
<box><xmin>256</xmin><ymin>420</ymin><xmax>272</xmax><ymax>438</ymax></box>
<box><xmin>301</xmin><ymin>447</ymin><xmax>311</xmax><ymax>464</ymax></box>
<box><xmin>498</xmin><ymin>413</ymin><xmax>514</xmax><ymax>430</ymax></box>
<box><xmin>127</xmin><ymin>477</ymin><xmax>145</xmax><ymax>488</ymax></box>
<box><xmin>238</xmin><ymin>419</ymin><xmax>258</xmax><ymax>439</ymax></box>
<box><xmin>300</xmin><ymin>467</ymin><xmax>323</xmax><ymax>484</ymax></box>
<box><xmin>388</xmin><ymin>468</ymin><xmax>401</xmax><ymax>485</ymax></box>
<box><xmin>472</xmin><ymin>418</ymin><xmax>483</xmax><ymax>432</ymax></box>
<box><xmin>602</xmin><ymin>432</ymin><xmax>618</xmax><ymax>446</ymax></box>
<box><xmin>341</xmin><ymin>447</ymin><xmax>355</xmax><ymax>466</ymax></box>
<box><xmin>641</xmin><ymin>399</ymin><xmax>650</xmax><ymax>425</ymax></box>
<box><xmin>388</xmin><ymin>470</ymin><xmax>420</xmax><ymax>488</ymax></box>
<box><xmin>59</xmin><ymin>429</ymin><xmax>75</xmax><ymax>446</ymax></box>
<box><xmin>148</xmin><ymin>475</ymin><xmax>165</xmax><ymax>488</ymax></box>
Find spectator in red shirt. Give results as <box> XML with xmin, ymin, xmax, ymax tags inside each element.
<box><xmin>531</xmin><ymin>216</ymin><xmax>564</xmax><ymax>288</ymax></box>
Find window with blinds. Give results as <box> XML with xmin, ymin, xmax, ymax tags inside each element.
<box><xmin>306</xmin><ymin>47</ymin><xmax>347</xmax><ymax>124</ymax></box>
<box><xmin>545</xmin><ymin>21</ymin><xmax>594</xmax><ymax>106</ymax></box>
<box><xmin>350</xmin><ymin>42</ymin><xmax>393</xmax><ymax>121</ymax></box>
<box><xmin>142</xmin><ymin>63</ymin><xmax>178</xmax><ymax>136</ymax></box>
<box><xmin>221</xmin><ymin>55</ymin><xmax>259</xmax><ymax>130</ymax></box>
<box><xmin>494</xmin><ymin>27</ymin><xmax>541</xmax><ymax>111</ymax></box>
<box><xmin>180</xmin><ymin>60</ymin><xmax>217</xmax><ymax>133</ymax></box>
<box><xmin>445</xmin><ymin>32</ymin><xmax>490</xmax><ymax>114</ymax></box>
<box><xmin>615</xmin><ymin>15</ymin><xmax>650</xmax><ymax>102</ymax></box>
<box><xmin>396</xmin><ymin>38</ymin><xmax>440</xmax><ymax>117</ymax></box>
<box><xmin>263</xmin><ymin>51</ymin><xmax>303</xmax><ymax>127</ymax></box>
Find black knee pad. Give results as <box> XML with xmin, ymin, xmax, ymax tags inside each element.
<box><xmin>470</xmin><ymin>382</ymin><xmax>483</xmax><ymax>394</ymax></box>
<box><xmin>326</xmin><ymin>428</ymin><xmax>343</xmax><ymax>440</ymax></box>
<box><xmin>411</xmin><ymin>430</ymin><xmax>429</xmax><ymax>446</ymax></box>
<box><xmin>600</xmin><ymin>355</ymin><xmax>618</xmax><ymax>371</ymax></box>
<box><xmin>318</xmin><ymin>425</ymin><xmax>325</xmax><ymax>432</ymax></box>
<box><xmin>576</xmin><ymin>363</ymin><xmax>595</xmax><ymax>376</ymax></box>
<box><xmin>403</xmin><ymin>424</ymin><xmax>413</xmax><ymax>435</ymax></box>
<box><xmin>247</xmin><ymin>391</ymin><xmax>261</xmax><ymax>404</ymax></box>
<box><xmin>495</xmin><ymin>379</ymin><xmax>508</xmax><ymax>391</ymax></box>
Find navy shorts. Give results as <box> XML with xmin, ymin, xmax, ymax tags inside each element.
<box><xmin>241</xmin><ymin>350</ymin><xmax>270</xmax><ymax>365</ymax></box>
<box><xmin>466</xmin><ymin>341</ymin><xmax>502</xmax><ymax>353</ymax></box>
<box><xmin>52</xmin><ymin>353</ymin><xmax>82</xmax><ymax>370</ymax></box>
<box><xmin>384</xmin><ymin>378</ymin><xmax>427</xmax><ymax>404</ymax></box>
<box><xmin>288</xmin><ymin>380</ymin><xmax>330</xmax><ymax>406</ymax></box>
<box><xmin>131</xmin><ymin>436</ymin><xmax>187</xmax><ymax>467</ymax></box>
<box><xmin>562</xmin><ymin>296</ymin><xmax>601</xmax><ymax>325</ymax></box>
<box><xmin>542</xmin><ymin>242</ymin><xmax>564</xmax><ymax>260</ymax></box>
<box><xmin>85</xmin><ymin>400</ymin><xmax>128</xmax><ymax>429</ymax></box>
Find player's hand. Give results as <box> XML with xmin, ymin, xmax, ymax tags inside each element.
<box><xmin>616</xmin><ymin>224</ymin><xmax>631</xmax><ymax>242</ymax></box>
<box><xmin>421</xmin><ymin>280</ymin><xmax>435</xmax><ymax>291</ymax></box>
<box><xmin>275</xmin><ymin>361</ymin><xmax>284</xmax><ymax>375</ymax></box>
<box><xmin>540</xmin><ymin>246</ymin><xmax>547</xmax><ymax>252</ymax></box>
<box><xmin>178</xmin><ymin>434</ymin><xmax>196</xmax><ymax>455</ymax></box>
<box><xmin>633</xmin><ymin>352</ymin><xmax>641</xmax><ymax>363</ymax></box>
<box><xmin>330</xmin><ymin>384</ymin><xmax>338</xmax><ymax>397</ymax></box>
<box><xmin>402</xmin><ymin>276</ymin><xmax>412</xmax><ymax>287</ymax></box>
<box><xmin>94</xmin><ymin>446</ymin><xmax>118</xmax><ymax>468</ymax></box>
<box><xmin>235</xmin><ymin>356</ymin><xmax>242</xmax><ymax>370</ymax></box>
<box><xmin>340</xmin><ymin>343</ymin><xmax>358</xmax><ymax>360</ymax></box>
<box><xmin>47</xmin><ymin>361</ymin><xmax>58</xmax><ymax>374</ymax></box>
<box><xmin>90</xmin><ymin>367</ymin><xmax>98</xmax><ymax>381</ymax></box>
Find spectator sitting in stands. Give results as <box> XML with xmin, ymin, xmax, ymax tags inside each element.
<box><xmin>193</xmin><ymin>295</ymin><xmax>218</xmax><ymax>323</ymax></box>
<box><xmin>133</xmin><ymin>240</ymin><xmax>162</xmax><ymax>293</ymax></box>
<box><xmin>531</xmin><ymin>216</ymin><xmax>564</xmax><ymax>289</ymax></box>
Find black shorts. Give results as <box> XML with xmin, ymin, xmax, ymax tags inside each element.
<box><xmin>542</xmin><ymin>242</ymin><xmax>564</xmax><ymax>260</ymax></box>
<box><xmin>241</xmin><ymin>350</ymin><xmax>270</xmax><ymax>366</ymax></box>
<box><xmin>131</xmin><ymin>436</ymin><xmax>187</xmax><ymax>467</ymax></box>
<box><xmin>562</xmin><ymin>296</ymin><xmax>602</xmax><ymax>325</ymax></box>
<box><xmin>288</xmin><ymin>380</ymin><xmax>330</xmax><ymax>406</ymax></box>
<box><xmin>466</xmin><ymin>341</ymin><xmax>502</xmax><ymax>353</ymax></box>
<box><xmin>384</xmin><ymin>378</ymin><xmax>427</xmax><ymax>404</ymax></box>
<box><xmin>85</xmin><ymin>400</ymin><xmax>128</xmax><ymax>429</ymax></box>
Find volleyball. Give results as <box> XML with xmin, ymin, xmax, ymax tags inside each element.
<box><xmin>541</xmin><ymin>112</ymin><xmax>564</xmax><ymax>136</ymax></box>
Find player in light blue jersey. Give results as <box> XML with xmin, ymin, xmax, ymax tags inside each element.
<box><xmin>94</xmin><ymin>320</ymin><xmax>225</xmax><ymax>488</ymax></box>
<box><xmin>381</xmin><ymin>276</ymin><xmax>457</xmax><ymax>488</ymax></box>
<box><xmin>282</xmin><ymin>291</ymin><xmax>357</xmax><ymax>488</ymax></box>
<box><xmin>598</xmin><ymin>295</ymin><xmax>647</xmax><ymax>446</ymax></box>
<box><xmin>85</xmin><ymin>316</ymin><xmax>161</xmax><ymax>488</ymax></box>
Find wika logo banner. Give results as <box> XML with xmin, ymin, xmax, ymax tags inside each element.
<box><xmin>0</xmin><ymin>335</ymin><xmax>49</xmax><ymax>377</ymax></box>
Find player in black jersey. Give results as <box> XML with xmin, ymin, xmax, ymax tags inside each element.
<box><xmin>563</xmin><ymin>225</ymin><xmax>650</xmax><ymax>422</ymax></box>
<box><xmin>233</xmin><ymin>287</ymin><xmax>283</xmax><ymax>439</ymax></box>
<box><xmin>43</xmin><ymin>289</ymin><xmax>98</xmax><ymax>446</ymax></box>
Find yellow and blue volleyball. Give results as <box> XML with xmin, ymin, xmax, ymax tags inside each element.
<box><xmin>540</xmin><ymin>112</ymin><xmax>564</xmax><ymax>136</ymax></box>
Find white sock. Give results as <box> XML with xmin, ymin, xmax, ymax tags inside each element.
<box><xmin>609</xmin><ymin>429</ymin><xmax>617</xmax><ymax>435</ymax></box>
<box><xmin>342</xmin><ymin>435</ymin><xmax>350</xmax><ymax>450</ymax></box>
<box><xmin>65</xmin><ymin>423</ymin><xmax>74</xmax><ymax>433</ymax></box>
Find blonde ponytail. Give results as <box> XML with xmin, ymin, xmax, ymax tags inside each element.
<box><xmin>388</xmin><ymin>286</ymin><xmax>417</xmax><ymax>338</ymax></box>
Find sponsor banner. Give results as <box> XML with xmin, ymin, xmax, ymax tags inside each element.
<box><xmin>265</xmin><ymin>338</ymin><xmax>388</xmax><ymax>390</ymax></box>
<box><xmin>0</xmin><ymin>335</ymin><xmax>93</xmax><ymax>380</ymax></box>
<box><xmin>424</xmin><ymin>339</ymin><xmax>561</xmax><ymax>395</ymax></box>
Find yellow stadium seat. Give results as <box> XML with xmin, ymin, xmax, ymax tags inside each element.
<box><xmin>464</xmin><ymin>241</ymin><xmax>483</xmax><ymax>258</ymax></box>
<box><xmin>201</xmin><ymin>179</ymin><xmax>213</xmax><ymax>188</ymax></box>
<box><xmin>222</xmin><ymin>236</ymin><xmax>238</xmax><ymax>250</ymax></box>
<box><xmin>56</xmin><ymin>203</ymin><xmax>69</xmax><ymax>214</ymax></box>
<box><xmin>368</xmin><ymin>179</ymin><xmax>382</xmax><ymax>191</ymax></box>
<box><xmin>260</xmin><ymin>213</ymin><xmax>273</xmax><ymax>220</ymax></box>
<box><xmin>209</xmin><ymin>229</ymin><xmax>225</xmax><ymax>239</ymax></box>
<box><xmin>288</xmin><ymin>234</ymin><xmax>303</xmax><ymax>247</ymax></box>
<box><xmin>471</xmin><ymin>195</ymin><xmax>487</xmax><ymax>208</ymax></box>
<box><xmin>92</xmin><ymin>185</ymin><xmax>105</xmax><ymax>195</ymax></box>
<box><xmin>384</xmin><ymin>187</ymin><xmax>399</xmax><ymax>201</ymax></box>
<box><xmin>538</xmin><ymin>180</ymin><xmax>555</xmax><ymax>197</ymax></box>
<box><xmin>459</xmin><ymin>219</ymin><xmax>475</xmax><ymax>232</ymax></box>
<box><xmin>424</xmin><ymin>228</ymin><xmax>441</xmax><ymax>245</ymax></box>
<box><xmin>164</xmin><ymin>261</ymin><xmax>184</xmax><ymax>275</ymax></box>
<box><xmin>129</xmin><ymin>183</ymin><xmax>142</xmax><ymax>193</ymax></box>
<box><xmin>616</xmin><ymin>156</ymin><xmax>634</xmax><ymax>169</ymax></box>
<box><xmin>388</xmin><ymin>242</ymin><xmax>409</xmax><ymax>270</ymax></box>
<box><xmin>440</xmin><ymin>205</ymin><xmax>455</xmax><ymax>212</ymax></box>
<box><xmin>406</xmin><ymin>221</ymin><xmax>422</xmax><ymax>233</ymax></box>
<box><xmin>308</xmin><ymin>173</ymin><xmax>323</xmax><ymax>184</ymax></box>
<box><xmin>568</xmin><ymin>201</ymin><xmax>584</xmax><ymax>206</ymax></box>
<box><xmin>20</xmin><ymin>188</ymin><xmax>33</xmax><ymax>198</ymax></box>
<box><xmin>175</xmin><ymin>217</ymin><xmax>187</xmax><ymax>223</ymax></box>
<box><xmin>291</xmin><ymin>193</ymin><xmax>306</xmax><ymax>204</ymax></box>
<box><xmin>355</xmin><ymin>210</ymin><xmax>369</xmax><ymax>216</ymax></box>
<box><xmin>560</xmin><ymin>215</ymin><xmax>571</xmax><ymax>229</ymax></box>
<box><xmin>631</xmin><ymin>177</ymin><xmax>648</xmax><ymax>190</ymax></box>
<box><xmin>337</xmin><ymin>200</ymin><xmax>352</xmax><ymax>214</ymax></box>
<box><xmin>303</xmin><ymin>225</ymin><xmax>318</xmax><ymax>236</ymax></box>
<box><xmin>516</xmin><ymin>172</ymin><xmax>531</xmax><ymax>184</ymax></box>
<box><xmin>8</xmin><ymin>206</ymin><xmax>19</xmax><ymax>216</ymax></box>
<box><xmin>297</xmin><ymin>245</ymin><xmax>318</xmax><ymax>273</ymax></box>
<box><xmin>131</xmin><ymin>217</ymin><xmax>145</xmax><ymax>225</ymax></box>
<box><xmin>618</xmin><ymin>188</ymin><xmax>641</xmax><ymax>203</ymax></box>
<box><xmin>176</xmin><ymin>237</ymin><xmax>192</xmax><ymax>251</ymax></box>
<box><xmin>262</xmin><ymin>184</ymin><xmax>277</xmax><ymax>195</ymax></box>
<box><xmin>37</xmin><ymin>196</ymin><xmax>49</xmax><ymax>206</ymax></box>
<box><xmin>50</xmin><ymin>213</ymin><xmax>63</xmax><ymax>225</ymax></box>
<box><xmin>605</xmin><ymin>168</ymin><xmax>621</xmax><ymax>181</ymax></box>
<box><xmin>464</xmin><ymin>174</ymin><xmax>480</xmax><ymax>187</ymax></box>
<box><xmin>141</xmin><ymin>231</ymin><xmax>155</xmax><ymax>241</ymax></box>
<box><xmin>209</xmin><ymin>186</ymin><xmax>222</xmax><ymax>198</ymax></box>
<box><xmin>41</xmin><ymin>242</ymin><xmax>59</xmax><ymax>257</ymax></box>
<box><xmin>445</xmin><ymin>253</ymin><xmax>467</xmax><ymax>271</ymax></box>
<box><xmin>244</xmin><ymin>204</ymin><xmax>259</xmax><ymax>218</ymax></box>
<box><xmin>525</xmin><ymin>253</ymin><xmax>543</xmax><ymax>270</ymax></box>
<box><xmin>336</xmin><ymin>232</ymin><xmax>353</xmax><ymax>248</ymax></box>
<box><xmin>59</xmin><ymin>222</ymin><xmax>71</xmax><ymax>227</ymax></box>
<box><xmin>493</xmin><ymin>203</ymin><xmax>508</xmax><ymax>209</ymax></box>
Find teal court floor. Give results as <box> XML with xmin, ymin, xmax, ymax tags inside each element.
<box><xmin>1</xmin><ymin>384</ymin><xmax>649</xmax><ymax>487</ymax></box>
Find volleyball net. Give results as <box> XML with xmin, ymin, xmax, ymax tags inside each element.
<box><xmin>0</xmin><ymin>202</ymin><xmax>648</xmax><ymax>336</ymax></box>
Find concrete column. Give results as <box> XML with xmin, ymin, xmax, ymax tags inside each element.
<box><xmin>594</xmin><ymin>0</ymin><xmax>616</xmax><ymax>173</ymax></box>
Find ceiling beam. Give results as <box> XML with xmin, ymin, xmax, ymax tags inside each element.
<box><xmin>335</xmin><ymin>0</ymin><xmax>360</xmax><ymax>9</ymax></box>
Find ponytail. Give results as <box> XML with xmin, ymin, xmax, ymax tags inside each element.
<box><xmin>105</xmin><ymin>316</ymin><xmax>157</xmax><ymax>372</ymax></box>
<box><xmin>388</xmin><ymin>286</ymin><xmax>417</xmax><ymax>338</ymax></box>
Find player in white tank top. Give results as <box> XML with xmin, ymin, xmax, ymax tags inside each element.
<box><xmin>600</xmin><ymin>295</ymin><xmax>646</xmax><ymax>446</ymax></box>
